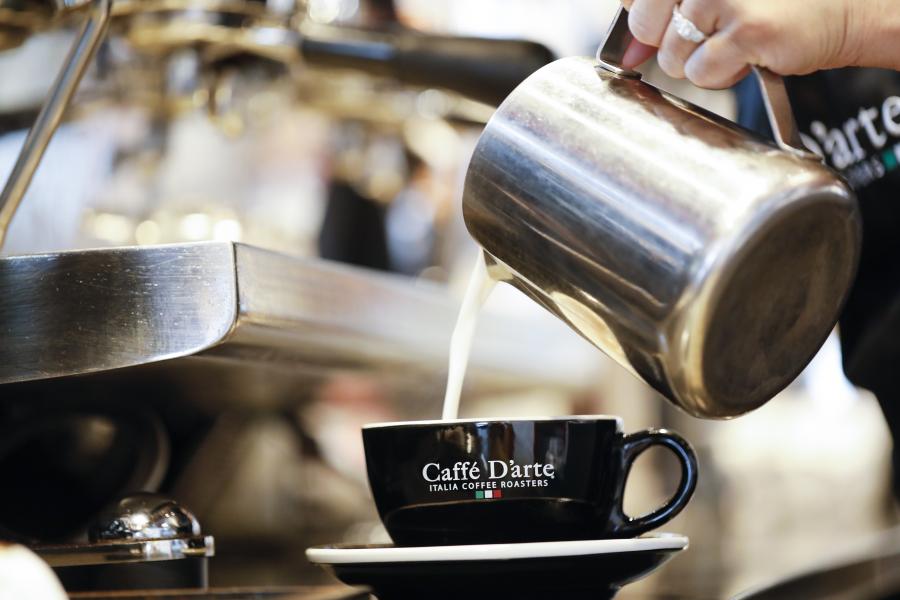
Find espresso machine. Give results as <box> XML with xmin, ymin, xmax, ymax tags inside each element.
<box><xmin>2</xmin><ymin>2</ymin><xmax>897</xmax><ymax>599</ymax></box>
<box><xmin>0</xmin><ymin>0</ymin><xmax>611</xmax><ymax>597</ymax></box>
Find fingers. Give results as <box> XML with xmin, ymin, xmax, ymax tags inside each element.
<box><xmin>622</xmin><ymin>39</ymin><xmax>658</xmax><ymax>69</ymax></box>
<box><xmin>622</xmin><ymin>0</ymin><xmax>757</xmax><ymax>89</ymax></box>
<box><xmin>685</xmin><ymin>35</ymin><xmax>752</xmax><ymax>89</ymax></box>
<box><xmin>628</xmin><ymin>0</ymin><xmax>680</xmax><ymax>46</ymax></box>
<box><xmin>656</xmin><ymin>0</ymin><xmax>717</xmax><ymax>79</ymax></box>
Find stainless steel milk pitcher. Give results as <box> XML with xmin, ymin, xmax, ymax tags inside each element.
<box><xmin>462</xmin><ymin>7</ymin><xmax>862</xmax><ymax>418</ymax></box>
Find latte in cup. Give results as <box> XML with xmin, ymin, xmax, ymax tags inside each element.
<box><xmin>362</xmin><ymin>416</ymin><xmax>697</xmax><ymax>546</ymax></box>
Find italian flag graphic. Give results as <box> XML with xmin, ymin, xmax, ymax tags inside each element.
<box><xmin>475</xmin><ymin>490</ymin><xmax>502</xmax><ymax>499</ymax></box>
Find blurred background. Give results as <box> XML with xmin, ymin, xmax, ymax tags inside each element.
<box><xmin>0</xmin><ymin>0</ymin><xmax>895</xmax><ymax>598</ymax></box>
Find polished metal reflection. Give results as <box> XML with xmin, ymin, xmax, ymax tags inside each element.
<box><xmin>463</xmin><ymin>56</ymin><xmax>861</xmax><ymax>418</ymax></box>
<box><xmin>89</xmin><ymin>493</ymin><xmax>201</xmax><ymax>542</ymax></box>
<box><xmin>0</xmin><ymin>243</ymin><xmax>237</xmax><ymax>383</ymax></box>
<box><xmin>34</xmin><ymin>494</ymin><xmax>215</xmax><ymax>567</ymax></box>
<box><xmin>0</xmin><ymin>242</ymin><xmax>592</xmax><ymax>391</ymax></box>
<box><xmin>36</xmin><ymin>535</ymin><xmax>214</xmax><ymax>567</ymax></box>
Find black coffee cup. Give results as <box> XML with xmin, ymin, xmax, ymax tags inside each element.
<box><xmin>362</xmin><ymin>416</ymin><xmax>697</xmax><ymax>546</ymax></box>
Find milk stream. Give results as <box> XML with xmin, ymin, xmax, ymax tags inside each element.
<box><xmin>441</xmin><ymin>251</ymin><xmax>497</xmax><ymax>420</ymax></box>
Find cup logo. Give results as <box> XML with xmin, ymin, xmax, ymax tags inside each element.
<box><xmin>422</xmin><ymin>460</ymin><xmax>556</xmax><ymax>498</ymax></box>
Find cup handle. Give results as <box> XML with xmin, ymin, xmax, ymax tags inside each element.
<box><xmin>610</xmin><ymin>429</ymin><xmax>698</xmax><ymax>537</ymax></box>
<box><xmin>595</xmin><ymin>5</ymin><xmax>817</xmax><ymax>159</ymax></box>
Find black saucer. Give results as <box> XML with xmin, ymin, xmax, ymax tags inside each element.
<box><xmin>307</xmin><ymin>533</ymin><xmax>688</xmax><ymax>599</ymax></box>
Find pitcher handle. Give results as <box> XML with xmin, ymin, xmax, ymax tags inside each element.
<box><xmin>596</xmin><ymin>5</ymin><xmax>817</xmax><ymax>159</ymax></box>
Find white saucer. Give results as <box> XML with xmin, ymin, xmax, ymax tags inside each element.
<box><xmin>307</xmin><ymin>533</ymin><xmax>689</xmax><ymax>600</ymax></box>
<box><xmin>306</xmin><ymin>532</ymin><xmax>688</xmax><ymax>564</ymax></box>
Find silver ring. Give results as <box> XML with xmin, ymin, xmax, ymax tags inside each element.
<box><xmin>671</xmin><ymin>6</ymin><xmax>708</xmax><ymax>43</ymax></box>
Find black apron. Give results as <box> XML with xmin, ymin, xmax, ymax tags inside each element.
<box><xmin>738</xmin><ymin>69</ymin><xmax>900</xmax><ymax>491</ymax></box>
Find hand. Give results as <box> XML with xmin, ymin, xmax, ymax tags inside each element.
<box><xmin>619</xmin><ymin>0</ymin><xmax>883</xmax><ymax>89</ymax></box>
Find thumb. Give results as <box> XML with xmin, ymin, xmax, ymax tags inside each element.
<box><xmin>622</xmin><ymin>38</ymin><xmax>657</xmax><ymax>69</ymax></box>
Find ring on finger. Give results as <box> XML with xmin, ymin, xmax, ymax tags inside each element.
<box><xmin>671</xmin><ymin>5</ymin><xmax>709</xmax><ymax>43</ymax></box>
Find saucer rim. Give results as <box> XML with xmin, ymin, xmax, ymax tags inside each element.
<box><xmin>306</xmin><ymin>533</ymin><xmax>688</xmax><ymax>565</ymax></box>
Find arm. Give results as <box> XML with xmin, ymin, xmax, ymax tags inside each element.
<box><xmin>620</xmin><ymin>0</ymin><xmax>900</xmax><ymax>89</ymax></box>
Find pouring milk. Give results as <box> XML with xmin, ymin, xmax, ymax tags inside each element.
<box><xmin>441</xmin><ymin>251</ymin><xmax>496</xmax><ymax>420</ymax></box>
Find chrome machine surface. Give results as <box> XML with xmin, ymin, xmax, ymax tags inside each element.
<box><xmin>0</xmin><ymin>242</ymin><xmax>593</xmax><ymax>395</ymax></box>
<box><xmin>88</xmin><ymin>493</ymin><xmax>202</xmax><ymax>543</ymax></box>
<box><xmin>35</xmin><ymin>494</ymin><xmax>215</xmax><ymax>592</ymax></box>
